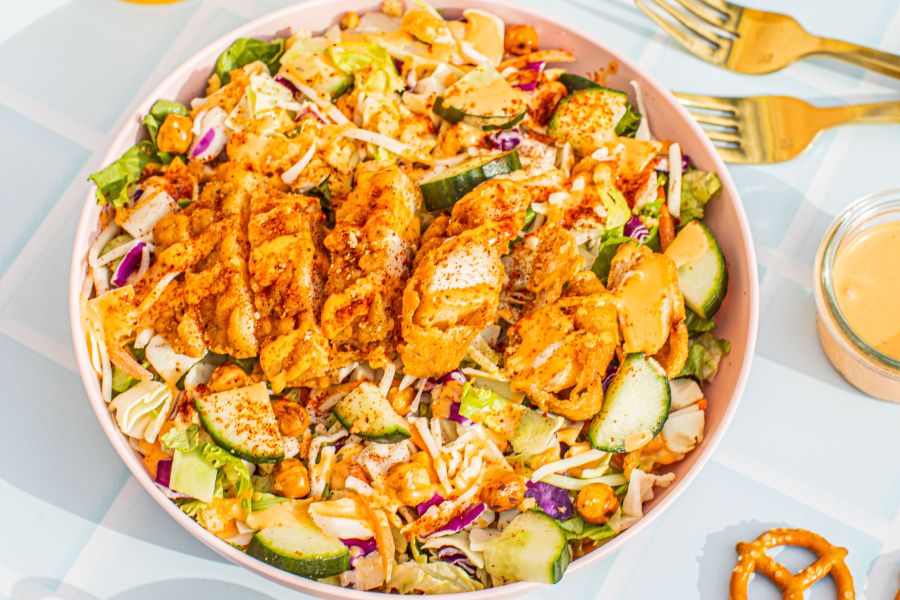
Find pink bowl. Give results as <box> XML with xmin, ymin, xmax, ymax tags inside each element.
<box><xmin>68</xmin><ymin>0</ymin><xmax>759</xmax><ymax>597</ymax></box>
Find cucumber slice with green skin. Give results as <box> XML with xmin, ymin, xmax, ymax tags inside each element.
<box><xmin>587</xmin><ymin>353</ymin><xmax>671</xmax><ymax>453</ymax></box>
<box><xmin>283</xmin><ymin>54</ymin><xmax>353</xmax><ymax>102</ymax></box>
<box><xmin>420</xmin><ymin>150</ymin><xmax>522</xmax><ymax>211</ymax></box>
<box><xmin>677</xmin><ymin>221</ymin><xmax>728</xmax><ymax>319</ymax></box>
<box><xmin>548</xmin><ymin>88</ymin><xmax>628</xmax><ymax>154</ymax></box>
<box><xmin>483</xmin><ymin>510</ymin><xmax>571</xmax><ymax>584</ymax></box>
<box><xmin>247</xmin><ymin>525</ymin><xmax>350</xmax><ymax>578</ymax></box>
<box><xmin>434</xmin><ymin>62</ymin><xmax>528</xmax><ymax>131</ymax></box>
<box><xmin>333</xmin><ymin>382</ymin><xmax>411</xmax><ymax>443</ymax></box>
<box><xmin>195</xmin><ymin>382</ymin><xmax>284</xmax><ymax>464</ymax></box>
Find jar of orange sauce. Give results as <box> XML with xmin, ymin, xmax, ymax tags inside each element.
<box><xmin>815</xmin><ymin>189</ymin><xmax>900</xmax><ymax>402</ymax></box>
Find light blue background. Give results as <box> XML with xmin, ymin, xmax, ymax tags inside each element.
<box><xmin>1</xmin><ymin>0</ymin><xmax>899</xmax><ymax>598</ymax></box>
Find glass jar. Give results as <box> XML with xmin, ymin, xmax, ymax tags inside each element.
<box><xmin>814</xmin><ymin>189</ymin><xmax>900</xmax><ymax>402</ymax></box>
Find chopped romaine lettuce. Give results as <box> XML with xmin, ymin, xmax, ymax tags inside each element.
<box><xmin>161</xmin><ymin>424</ymin><xmax>200</xmax><ymax>452</ymax></box>
<box><xmin>680</xmin><ymin>170</ymin><xmax>722</xmax><ymax>224</ymax></box>
<box><xmin>215</xmin><ymin>38</ymin><xmax>286</xmax><ymax>85</ymax></box>
<box><xmin>678</xmin><ymin>332</ymin><xmax>731</xmax><ymax>382</ymax></box>
<box><xmin>510</xmin><ymin>410</ymin><xmax>562</xmax><ymax>457</ymax></box>
<box><xmin>87</xmin><ymin>141</ymin><xmax>158</xmax><ymax>208</ymax></box>
<box><xmin>387</xmin><ymin>560</ymin><xmax>484</xmax><ymax>594</ymax></box>
<box><xmin>111</xmin><ymin>365</ymin><xmax>140</xmax><ymax>395</ymax></box>
<box><xmin>615</xmin><ymin>103</ymin><xmax>641</xmax><ymax>138</ymax></box>
<box><xmin>326</xmin><ymin>42</ymin><xmax>405</xmax><ymax>100</ymax></box>
<box><xmin>175</xmin><ymin>497</ymin><xmax>208</xmax><ymax>518</ymax></box>
<box><xmin>280</xmin><ymin>38</ymin><xmax>330</xmax><ymax>64</ymax></box>
<box><xmin>590</xmin><ymin>226</ymin><xmax>631</xmax><ymax>285</ymax></box>
<box><xmin>251</xmin><ymin>473</ymin><xmax>273</xmax><ymax>493</ymax></box>
<box><xmin>558</xmin><ymin>514</ymin><xmax>617</xmax><ymax>542</ymax></box>
<box><xmin>459</xmin><ymin>383</ymin><xmax>510</xmax><ymax>421</ymax></box>
<box><xmin>199</xmin><ymin>442</ymin><xmax>253</xmax><ymax>499</ymax></box>
<box><xmin>684</xmin><ymin>308</ymin><xmax>717</xmax><ymax>336</ymax></box>
<box><xmin>251</xmin><ymin>492</ymin><xmax>290</xmax><ymax>512</ymax></box>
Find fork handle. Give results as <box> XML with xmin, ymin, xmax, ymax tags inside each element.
<box><xmin>818</xmin><ymin>102</ymin><xmax>900</xmax><ymax>127</ymax></box>
<box><xmin>816</xmin><ymin>38</ymin><xmax>900</xmax><ymax>79</ymax></box>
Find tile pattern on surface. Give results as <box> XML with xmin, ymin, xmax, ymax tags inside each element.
<box><xmin>1</xmin><ymin>0</ymin><xmax>900</xmax><ymax>598</ymax></box>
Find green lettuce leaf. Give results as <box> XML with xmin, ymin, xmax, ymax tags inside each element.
<box><xmin>251</xmin><ymin>492</ymin><xmax>290</xmax><ymax>512</ymax></box>
<box><xmin>199</xmin><ymin>442</ymin><xmax>252</xmax><ymax>499</ymax></box>
<box><xmin>87</xmin><ymin>141</ymin><xmax>158</xmax><ymax>208</ymax></box>
<box><xmin>680</xmin><ymin>170</ymin><xmax>722</xmax><ymax>225</ymax></box>
<box><xmin>226</xmin><ymin>355</ymin><xmax>258</xmax><ymax>375</ymax></box>
<box><xmin>326</xmin><ymin>42</ymin><xmax>405</xmax><ymax>100</ymax></box>
<box><xmin>216</xmin><ymin>38</ymin><xmax>286</xmax><ymax>85</ymax></box>
<box><xmin>678</xmin><ymin>332</ymin><xmax>731</xmax><ymax>382</ymax></box>
<box><xmin>458</xmin><ymin>383</ymin><xmax>511</xmax><ymax>421</ymax></box>
<box><xmin>111</xmin><ymin>365</ymin><xmax>141</xmax><ymax>395</ymax></box>
<box><xmin>175</xmin><ymin>498</ymin><xmax>207</xmax><ymax>518</ymax></box>
<box><xmin>684</xmin><ymin>308</ymin><xmax>717</xmax><ymax>336</ymax></box>
<box><xmin>510</xmin><ymin>410</ymin><xmax>561</xmax><ymax>457</ymax></box>
<box><xmin>558</xmin><ymin>514</ymin><xmax>617</xmax><ymax>542</ymax></box>
<box><xmin>280</xmin><ymin>38</ymin><xmax>330</xmax><ymax>64</ymax></box>
<box><xmin>161</xmin><ymin>424</ymin><xmax>200</xmax><ymax>452</ymax></box>
<box><xmin>251</xmin><ymin>473</ymin><xmax>274</xmax><ymax>493</ymax></box>
<box><xmin>615</xmin><ymin>103</ymin><xmax>641</xmax><ymax>138</ymax></box>
<box><xmin>590</xmin><ymin>225</ymin><xmax>632</xmax><ymax>285</ymax></box>
<box><xmin>387</xmin><ymin>561</ymin><xmax>483</xmax><ymax>594</ymax></box>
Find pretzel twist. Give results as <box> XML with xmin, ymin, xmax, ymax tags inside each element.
<box><xmin>729</xmin><ymin>528</ymin><xmax>854</xmax><ymax>600</ymax></box>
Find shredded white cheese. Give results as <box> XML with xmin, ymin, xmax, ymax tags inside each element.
<box><xmin>530</xmin><ymin>448</ymin><xmax>607</xmax><ymax>482</ymax></box>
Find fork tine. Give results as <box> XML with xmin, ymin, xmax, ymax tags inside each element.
<box><xmin>668</xmin><ymin>0</ymin><xmax>727</xmax><ymax>27</ymax></box>
<box><xmin>691</xmin><ymin>112</ymin><xmax>739</xmax><ymax>128</ymax></box>
<box><xmin>703</xmin><ymin>129</ymin><xmax>743</xmax><ymax>144</ymax></box>
<box><xmin>635</xmin><ymin>1</ymin><xmax>718</xmax><ymax>62</ymax></box>
<box><xmin>673</xmin><ymin>92</ymin><xmax>739</xmax><ymax>113</ymax></box>
<box><xmin>713</xmin><ymin>145</ymin><xmax>752</xmax><ymax>164</ymax></box>
<box><xmin>692</xmin><ymin>0</ymin><xmax>740</xmax><ymax>19</ymax></box>
<box><xmin>642</xmin><ymin>0</ymin><xmax>725</xmax><ymax>46</ymax></box>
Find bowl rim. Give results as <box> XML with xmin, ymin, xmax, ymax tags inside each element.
<box><xmin>68</xmin><ymin>0</ymin><xmax>759</xmax><ymax>597</ymax></box>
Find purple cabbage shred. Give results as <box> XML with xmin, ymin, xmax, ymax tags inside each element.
<box><xmin>488</xmin><ymin>128</ymin><xmax>522</xmax><ymax>152</ymax></box>
<box><xmin>112</xmin><ymin>241</ymin><xmax>145</xmax><ymax>287</ymax></box>
<box><xmin>525</xmin><ymin>481</ymin><xmax>574</xmax><ymax>520</ymax></box>
<box><xmin>624</xmin><ymin>216</ymin><xmax>651</xmax><ymax>244</ymax></box>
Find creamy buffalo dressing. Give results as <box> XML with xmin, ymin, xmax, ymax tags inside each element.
<box><xmin>664</xmin><ymin>221</ymin><xmax>708</xmax><ymax>268</ymax></box>
<box><xmin>833</xmin><ymin>221</ymin><xmax>900</xmax><ymax>359</ymax></box>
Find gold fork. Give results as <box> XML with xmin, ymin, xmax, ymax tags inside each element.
<box><xmin>636</xmin><ymin>0</ymin><xmax>900</xmax><ymax>78</ymax></box>
<box><xmin>673</xmin><ymin>92</ymin><xmax>900</xmax><ymax>164</ymax></box>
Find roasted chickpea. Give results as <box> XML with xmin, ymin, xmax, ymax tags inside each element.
<box><xmin>156</xmin><ymin>114</ymin><xmax>193</xmax><ymax>154</ymax></box>
<box><xmin>272</xmin><ymin>458</ymin><xmax>311</xmax><ymax>499</ymax></box>
<box><xmin>341</xmin><ymin>11</ymin><xmax>360</xmax><ymax>29</ymax></box>
<box><xmin>271</xmin><ymin>399</ymin><xmax>309</xmax><ymax>437</ymax></box>
<box><xmin>387</xmin><ymin>384</ymin><xmax>416</xmax><ymax>416</ymax></box>
<box><xmin>480</xmin><ymin>469</ymin><xmax>526</xmax><ymax>512</ymax></box>
<box><xmin>504</xmin><ymin>24</ymin><xmax>538</xmax><ymax>56</ymax></box>
<box><xmin>207</xmin><ymin>362</ymin><xmax>253</xmax><ymax>393</ymax></box>
<box><xmin>385</xmin><ymin>462</ymin><xmax>433</xmax><ymax>506</ymax></box>
<box><xmin>575</xmin><ymin>483</ymin><xmax>619</xmax><ymax>525</ymax></box>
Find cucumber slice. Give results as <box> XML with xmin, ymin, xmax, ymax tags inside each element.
<box><xmin>587</xmin><ymin>353</ymin><xmax>671</xmax><ymax>453</ymax></box>
<box><xmin>333</xmin><ymin>382</ymin><xmax>411</xmax><ymax>443</ymax></box>
<box><xmin>548</xmin><ymin>88</ymin><xmax>628</xmax><ymax>155</ymax></box>
<box><xmin>283</xmin><ymin>53</ymin><xmax>353</xmax><ymax>101</ymax></box>
<box><xmin>195</xmin><ymin>382</ymin><xmax>284</xmax><ymax>464</ymax></box>
<box><xmin>434</xmin><ymin>63</ymin><xmax>528</xmax><ymax>130</ymax></box>
<box><xmin>676</xmin><ymin>221</ymin><xmax>728</xmax><ymax>319</ymax></box>
<box><xmin>247</xmin><ymin>525</ymin><xmax>350</xmax><ymax>578</ymax></box>
<box><xmin>484</xmin><ymin>510</ymin><xmax>571</xmax><ymax>584</ymax></box>
<box><xmin>420</xmin><ymin>150</ymin><xmax>522</xmax><ymax>211</ymax></box>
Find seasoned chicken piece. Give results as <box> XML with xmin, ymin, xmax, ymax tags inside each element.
<box><xmin>399</xmin><ymin>180</ymin><xmax>530</xmax><ymax>378</ymax></box>
<box><xmin>587</xmin><ymin>138</ymin><xmax>663</xmax><ymax>209</ymax></box>
<box><xmin>191</xmin><ymin>61</ymin><xmax>267</xmax><ymax>119</ymax></box>
<box><xmin>527</xmin><ymin>226</ymin><xmax>584</xmax><ymax>310</ymax></box>
<box><xmin>153</xmin><ymin>163</ymin><xmax>263</xmax><ymax>359</ymax></box>
<box><xmin>505</xmin><ymin>274</ymin><xmax>619</xmax><ymax>421</ymax></box>
<box><xmin>248</xmin><ymin>183</ymin><xmax>330</xmax><ymax>392</ymax></box>
<box><xmin>413</xmin><ymin>215</ymin><xmax>449</xmax><ymax>268</ymax></box>
<box><xmin>321</xmin><ymin>166</ymin><xmax>422</xmax><ymax>368</ymax></box>
<box><xmin>498</xmin><ymin>225</ymin><xmax>583</xmax><ymax>323</ymax></box>
<box><xmin>399</xmin><ymin>226</ymin><xmax>506</xmax><ymax>378</ymax></box>
<box><xmin>607</xmin><ymin>242</ymin><xmax>688</xmax><ymax>377</ymax></box>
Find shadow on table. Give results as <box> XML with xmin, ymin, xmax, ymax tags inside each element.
<box><xmin>11</xmin><ymin>577</ymin><xmax>281</xmax><ymax>600</ymax></box>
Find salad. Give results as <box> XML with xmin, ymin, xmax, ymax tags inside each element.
<box><xmin>80</xmin><ymin>0</ymin><xmax>731</xmax><ymax>593</ymax></box>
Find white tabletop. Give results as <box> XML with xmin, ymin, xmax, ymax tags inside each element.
<box><xmin>1</xmin><ymin>0</ymin><xmax>899</xmax><ymax>598</ymax></box>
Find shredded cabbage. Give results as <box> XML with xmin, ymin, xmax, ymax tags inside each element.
<box><xmin>387</xmin><ymin>560</ymin><xmax>484</xmax><ymax>594</ymax></box>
